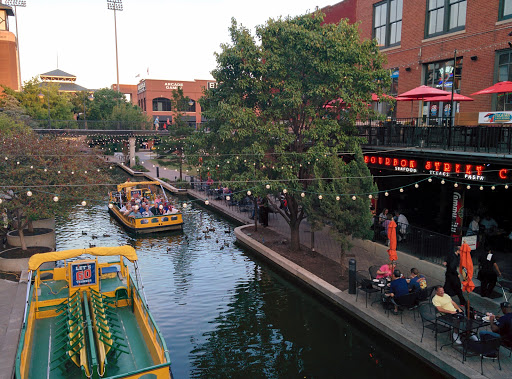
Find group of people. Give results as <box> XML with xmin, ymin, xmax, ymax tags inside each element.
<box><xmin>377</xmin><ymin>262</ymin><xmax>427</xmax><ymax>314</ymax></box>
<box><xmin>120</xmin><ymin>194</ymin><xmax>178</xmax><ymax>219</ymax></box>
<box><xmin>375</xmin><ymin>208</ymin><xmax>409</xmax><ymax>244</ymax></box>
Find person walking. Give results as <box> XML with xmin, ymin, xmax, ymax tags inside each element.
<box><xmin>443</xmin><ymin>246</ymin><xmax>467</xmax><ymax>306</ymax></box>
<box><xmin>477</xmin><ymin>249</ymin><xmax>502</xmax><ymax>297</ymax></box>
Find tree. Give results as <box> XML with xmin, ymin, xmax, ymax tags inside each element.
<box><xmin>0</xmin><ymin>125</ymin><xmax>113</xmax><ymax>250</ymax></box>
<box><xmin>191</xmin><ymin>12</ymin><xmax>389</xmax><ymax>251</ymax></box>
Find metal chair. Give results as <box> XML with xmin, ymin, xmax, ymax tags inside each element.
<box><xmin>369</xmin><ymin>265</ymin><xmax>380</xmax><ymax>280</ymax></box>
<box><xmin>465</xmin><ymin>336</ymin><xmax>501</xmax><ymax>375</ymax></box>
<box><xmin>356</xmin><ymin>272</ymin><xmax>380</xmax><ymax>308</ymax></box>
<box><xmin>418</xmin><ymin>303</ymin><xmax>450</xmax><ymax>351</ymax></box>
<box><xmin>394</xmin><ymin>292</ymin><xmax>418</xmax><ymax>323</ymax></box>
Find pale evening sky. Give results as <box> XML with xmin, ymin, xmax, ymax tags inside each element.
<box><xmin>10</xmin><ymin>0</ymin><xmax>337</xmax><ymax>90</ymax></box>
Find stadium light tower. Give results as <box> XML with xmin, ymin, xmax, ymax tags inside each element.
<box><xmin>107</xmin><ymin>0</ymin><xmax>122</xmax><ymax>92</ymax></box>
<box><xmin>5</xmin><ymin>0</ymin><xmax>26</xmax><ymax>91</ymax></box>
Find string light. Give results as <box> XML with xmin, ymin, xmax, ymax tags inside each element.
<box><xmin>318</xmin><ymin>195</ymin><xmax>323</xmax><ymax>200</ymax></box>
<box><xmin>385</xmin><ymin>192</ymin><xmax>389</xmax><ymax>196</ymax></box>
<box><xmin>480</xmin><ymin>186</ymin><xmax>484</xmax><ymax>190</ymax></box>
<box><xmin>283</xmin><ymin>189</ymin><xmax>287</xmax><ymax>194</ymax></box>
<box><xmin>81</xmin><ymin>201</ymin><xmax>87</xmax><ymax>206</ymax></box>
<box><xmin>205</xmin><ymin>200</ymin><xmax>209</xmax><ymax>205</ymax></box>
<box><xmin>368</xmin><ymin>194</ymin><xmax>372</xmax><ymax>199</ymax></box>
<box><xmin>183</xmin><ymin>203</ymin><xmax>188</xmax><ymax>208</ymax></box>
<box><xmin>491</xmin><ymin>186</ymin><xmax>495</xmax><ymax>190</ymax></box>
<box><xmin>414</xmin><ymin>184</ymin><xmax>419</xmax><ymax>188</ymax></box>
<box><xmin>441</xmin><ymin>180</ymin><xmax>445</xmax><ymax>184</ymax></box>
<box><xmin>53</xmin><ymin>196</ymin><xmax>59</xmax><ymax>202</ymax></box>
<box><xmin>400</xmin><ymin>188</ymin><xmax>404</xmax><ymax>192</ymax></box>
<box><xmin>301</xmin><ymin>192</ymin><xmax>305</xmax><ymax>197</ymax></box>
<box><xmin>336</xmin><ymin>195</ymin><xmax>340</xmax><ymax>201</ymax></box>
<box><xmin>226</xmin><ymin>196</ymin><xmax>231</xmax><ymax>201</ymax></box>
<box><xmin>247</xmin><ymin>190</ymin><xmax>252</xmax><ymax>196</ymax></box>
<box><xmin>108</xmin><ymin>203</ymin><xmax>114</xmax><ymax>209</ymax></box>
<box><xmin>454</xmin><ymin>183</ymin><xmax>458</xmax><ymax>187</ymax></box>
<box><xmin>506</xmin><ymin>185</ymin><xmax>509</xmax><ymax>189</ymax></box>
<box><xmin>428</xmin><ymin>178</ymin><xmax>432</xmax><ymax>182</ymax></box>
<box><xmin>27</xmin><ymin>191</ymin><xmax>32</xmax><ymax>197</ymax></box>
<box><xmin>265</xmin><ymin>184</ymin><xmax>271</xmax><ymax>189</ymax></box>
<box><xmin>352</xmin><ymin>195</ymin><xmax>356</xmax><ymax>200</ymax></box>
<box><xmin>467</xmin><ymin>185</ymin><xmax>471</xmax><ymax>189</ymax></box>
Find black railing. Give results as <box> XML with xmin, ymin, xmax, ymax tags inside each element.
<box><xmin>358</xmin><ymin>124</ymin><xmax>512</xmax><ymax>154</ymax></box>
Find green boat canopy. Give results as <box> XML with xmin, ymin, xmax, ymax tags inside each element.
<box><xmin>28</xmin><ymin>246</ymin><xmax>138</xmax><ymax>271</ymax></box>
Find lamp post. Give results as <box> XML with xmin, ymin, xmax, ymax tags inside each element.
<box><xmin>107</xmin><ymin>0</ymin><xmax>122</xmax><ymax>93</ymax></box>
<box><xmin>5</xmin><ymin>0</ymin><xmax>26</xmax><ymax>91</ymax></box>
<box><xmin>83</xmin><ymin>93</ymin><xmax>94</xmax><ymax>129</ymax></box>
<box><xmin>38</xmin><ymin>85</ymin><xmax>50</xmax><ymax>128</ymax></box>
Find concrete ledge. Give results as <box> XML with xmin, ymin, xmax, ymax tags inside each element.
<box><xmin>235</xmin><ymin>225</ymin><xmax>481</xmax><ymax>379</ymax></box>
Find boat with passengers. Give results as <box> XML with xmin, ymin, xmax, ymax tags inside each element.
<box><xmin>108</xmin><ymin>180</ymin><xmax>183</xmax><ymax>234</ymax></box>
<box><xmin>15</xmin><ymin>245</ymin><xmax>172</xmax><ymax>379</ymax></box>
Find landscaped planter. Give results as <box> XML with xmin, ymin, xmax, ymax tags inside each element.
<box><xmin>31</xmin><ymin>218</ymin><xmax>55</xmax><ymax>230</ymax></box>
<box><xmin>7</xmin><ymin>228</ymin><xmax>56</xmax><ymax>250</ymax></box>
<box><xmin>0</xmin><ymin>247</ymin><xmax>53</xmax><ymax>272</ymax></box>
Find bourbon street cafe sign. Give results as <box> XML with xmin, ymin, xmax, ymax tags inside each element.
<box><xmin>363</xmin><ymin>154</ymin><xmax>512</xmax><ymax>183</ymax></box>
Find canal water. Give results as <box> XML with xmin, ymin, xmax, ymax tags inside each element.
<box><xmin>56</xmin><ymin>202</ymin><xmax>438</xmax><ymax>378</ymax></box>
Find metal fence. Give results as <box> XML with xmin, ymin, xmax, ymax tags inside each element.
<box><xmin>358</xmin><ymin>124</ymin><xmax>512</xmax><ymax>154</ymax></box>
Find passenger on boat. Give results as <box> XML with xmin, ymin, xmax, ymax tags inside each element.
<box><xmin>120</xmin><ymin>202</ymin><xmax>128</xmax><ymax>213</ymax></box>
<box><xmin>141</xmin><ymin>204</ymin><xmax>153</xmax><ymax>217</ymax></box>
<box><xmin>123</xmin><ymin>203</ymin><xmax>133</xmax><ymax>216</ymax></box>
<box><xmin>154</xmin><ymin>195</ymin><xmax>162</xmax><ymax>206</ymax></box>
<box><xmin>151</xmin><ymin>204</ymin><xmax>162</xmax><ymax>215</ymax></box>
<box><xmin>128</xmin><ymin>207</ymin><xmax>143</xmax><ymax>218</ymax></box>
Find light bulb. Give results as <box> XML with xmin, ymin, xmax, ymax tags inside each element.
<box><xmin>352</xmin><ymin>195</ymin><xmax>356</xmax><ymax>200</ymax></box>
<box><xmin>336</xmin><ymin>196</ymin><xmax>340</xmax><ymax>201</ymax></box>
<box><xmin>491</xmin><ymin>186</ymin><xmax>495</xmax><ymax>190</ymax></box>
<box><xmin>318</xmin><ymin>195</ymin><xmax>323</xmax><ymax>200</ymax></box>
<box><xmin>454</xmin><ymin>183</ymin><xmax>458</xmax><ymax>187</ymax></box>
<box><xmin>301</xmin><ymin>192</ymin><xmax>305</xmax><ymax>198</ymax></box>
<box><xmin>368</xmin><ymin>194</ymin><xmax>373</xmax><ymax>199</ymax></box>
<box><xmin>84</xmin><ymin>170</ymin><xmax>87</xmax><ymax>174</ymax></box>
<box><xmin>53</xmin><ymin>196</ymin><xmax>59</xmax><ymax>202</ymax></box>
<box><xmin>205</xmin><ymin>200</ymin><xmax>209</xmax><ymax>205</ymax></box>
<box><xmin>415</xmin><ymin>184</ymin><xmax>419</xmax><ymax>188</ymax></box>
<box><xmin>108</xmin><ymin>203</ymin><xmax>114</xmax><ymax>209</ymax></box>
<box><xmin>30</xmin><ymin>165</ymin><xmax>33</xmax><ymax>169</ymax></box>
<box><xmin>44</xmin><ymin>168</ymin><xmax>48</xmax><ymax>172</ymax></box>
<box><xmin>226</xmin><ymin>196</ymin><xmax>231</xmax><ymax>201</ymax></box>
<box><xmin>400</xmin><ymin>188</ymin><xmax>404</xmax><ymax>192</ymax></box>
<box><xmin>441</xmin><ymin>180</ymin><xmax>445</xmax><ymax>184</ymax></box>
<box><xmin>480</xmin><ymin>186</ymin><xmax>484</xmax><ymax>190</ymax></box>
<box><xmin>385</xmin><ymin>192</ymin><xmax>389</xmax><ymax>196</ymax></box>
<box><xmin>265</xmin><ymin>184</ymin><xmax>270</xmax><ymax>189</ymax></box>
<box><xmin>467</xmin><ymin>185</ymin><xmax>471</xmax><ymax>190</ymax></box>
<box><xmin>506</xmin><ymin>185</ymin><xmax>509</xmax><ymax>189</ymax></box>
<box><xmin>183</xmin><ymin>203</ymin><xmax>188</xmax><ymax>208</ymax></box>
<box><xmin>283</xmin><ymin>189</ymin><xmax>287</xmax><ymax>194</ymax></box>
<box><xmin>71</xmin><ymin>171</ymin><xmax>74</xmax><ymax>175</ymax></box>
<box><xmin>428</xmin><ymin>178</ymin><xmax>432</xmax><ymax>182</ymax></box>
<box><xmin>247</xmin><ymin>191</ymin><xmax>252</xmax><ymax>196</ymax></box>
<box><xmin>27</xmin><ymin>191</ymin><xmax>32</xmax><ymax>197</ymax></box>
<box><xmin>81</xmin><ymin>201</ymin><xmax>87</xmax><ymax>206</ymax></box>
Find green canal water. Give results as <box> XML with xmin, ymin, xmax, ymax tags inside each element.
<box><xmin>55</xmin><ymin>202</ymin><xmax>439</xmax><ymax>378</ymax></box>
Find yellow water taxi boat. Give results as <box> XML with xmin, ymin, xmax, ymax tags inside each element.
<box><xmin>15</xmin><ymin>246</ymin><xmax>172</xmax><ymax>379</ymax></box>
<box><xmin>108</xmin><ymin>181</ymin><xmax>183</xmax><ymax>234</ymax></box>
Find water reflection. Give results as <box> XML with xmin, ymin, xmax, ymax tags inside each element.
<box><xmin>55</xmin><ymin>202</ymin><xmax>437</xmax><ymax>378</ymax></box>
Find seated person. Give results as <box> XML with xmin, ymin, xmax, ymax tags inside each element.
<box><xmin>407</xmin><ymin>268</ymin><xmax>427</xmax><ymax>292</ymax></box>
<box><xmin>122</xmin><ymin>203</ymin><xmax>133</xmax><ymax>216</ymax></box>
<box><xmin>432</xmin><ymin>286</ymin><xmax>465</xmax><ymax>344</ymax></box>
<box><xmin>154</xmin><ymin>195</ymin><xmax>162</xmax><ymax>205</ymax></box>
<box><xmin>128</xmin><ymin>207</ymin><xmax>143</xmax><ymax>218</ymax></box>
<box><xmin>466</xmin><ymin>215</ymin><xmax>480</xmax><ymax>236</ymax></box>
<box><xmin>480</xmin><ymin>215</ymin><xmax>498</xmax><ymax>234</ymax></box>
<box><xmin>479</xmin><ymin>302</ymin><xmax>512</xmax><ymax>344</ymax></box>
<box><xmin>379</xmin><ymin>214</ymin><xmax>393</xmax><ymax>242</ymax></box>
<box><xmin>119</xmin><ymin>202</ymin><xmax>128</xmax><ymax>213</ymax></box>
<box><xmin>376</xmin><ymin>262</ymin><xmax>396</xmax><ymax>279</ymax></box>
<box><xmin>395</xmin><ymin>211</ymin><xmax>409</xmax><ymax>241</ymax></box>
<box><xmin>141</xmin><ymin>204</ymin><xmax>153</xmax><ymax>217</ymax></box>
<box><xmin>384</xmin><ymin>269</ymin><xmax>410</xmax><ymax>314</ymax></box>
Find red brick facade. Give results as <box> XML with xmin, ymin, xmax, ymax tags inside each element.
<box><xmin>135</xmin><ymin>79</ymin><xmax>215</xmax><ymax>128</ymax></box>
<box><xmin>323</xmin><ymin>0</ymin><xmax>512</xmax><ymax>121</ymax></box>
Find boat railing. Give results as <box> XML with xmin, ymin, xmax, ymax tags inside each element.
<box><xmin>129</xmin><ymin>275</ymin><xmax>171</xmax><ymax>365</ymax></box>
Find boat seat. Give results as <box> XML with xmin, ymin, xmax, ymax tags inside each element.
<box><xmin>115</xmin><ymin>287</ymin><xmax>129</xmax><ymax>306</ymax></box>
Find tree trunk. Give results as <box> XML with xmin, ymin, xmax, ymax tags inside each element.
<box><xmin>27</xmin><ymin>220</ymin><xmax>34</xmax><ymax>233</ymax></box>
<box><xmin>18</xmin><ymin>228</ymin><xmax>27</xmax><ymax>251</ymax></box>
<box><xmin>253</xmin><ymin>198</ymin><xmax>258</xmax><ymax>232</ymax></box>
<box><xmin>179</xmin><ymin>151</ymin><xmax>183</xmax><ymax>181</ymax></box>
<box><xmin>290</xmin><ymin>222</ymin><xmax>300</xmax><ymax>251</ymax></box>
<box><xmin>339</xmin><ymin>244</ymin><xmax>347</xmax><ymax>277</ymax></box>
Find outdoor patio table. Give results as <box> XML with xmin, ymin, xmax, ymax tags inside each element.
<box><xmin>437</xmin><ymin>313</ymin><xmax>490</xmax><ymax>362</ymax></box>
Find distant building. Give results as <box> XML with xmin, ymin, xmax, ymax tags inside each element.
<box><xmin>0</xmin><ymin>3</ymin><xmax>18</xmax><ymax>91</ymax></box>
<box><xmin>40</xmin><ymin>69</ymin><xmax>89</xmax><ymax>93</ymax></box>
<box><xmin>111</xmin><ymin>84</ymin><xmax>137</xmax><ymax>106</ymax></box>
<box><xmin>135</xmin><ymin>78</ymin><xmax>216</xmax><ymax>128</ymax></box>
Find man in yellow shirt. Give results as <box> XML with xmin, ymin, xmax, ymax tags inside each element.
<box><xmin>432</xmin><ymin>286</ymin><xmax>465</xmax><ymax>344</ymax></box>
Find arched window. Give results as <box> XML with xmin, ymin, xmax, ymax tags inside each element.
<box><xmin>152</xmin><ymin>97</ymin><xmax>172</xmax><ymax>112</ymax></box>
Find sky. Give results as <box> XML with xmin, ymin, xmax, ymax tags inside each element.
<box><xmin>10</xmin><ymin>0</ymin><xmax>337</xmax><ymax>90</ymax></box>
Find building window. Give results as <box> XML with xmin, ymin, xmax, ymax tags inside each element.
<box><xmin>495</xmin><ymin>50</ymin><xmax>512</xmax><ymax>110</ymax></box>
<box><xmin>373</xmin><ymin>0</ymin><xmax>402</xmax><ymax>48</ymax></box>
<box><xmin>152</xmin><ymin>97</ymin><xmax>171</xmax><ymax>112</ymax></box>
<box><xmin>426</xmin><ymin>0</ymin><xmax>466</xmax><ymax>38</ymax></box>
<box><xmin>424</xmin><ymin>57</ymin><xmax>463</xmax><ymax>92</ymax></box>
<box><xmin>499</xmin><ymin>0</ymin><xmax>512</xmax><ymax>20</ymax></box>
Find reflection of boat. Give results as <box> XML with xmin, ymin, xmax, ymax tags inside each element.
<box><xmin>16</xmin><ymin>246</ymin><xmax>172</xmax><ymax>379</ymax></box>
<box><xmin>108</xmin><ymin>181</ymin><xmax>183</xmax><ymax>234</ymax></box>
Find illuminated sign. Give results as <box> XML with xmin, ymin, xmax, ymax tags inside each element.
<box><xmin>71</xmin><ymin>261</ymin><xmax>97</xmax><ymax>287</ymax></box>
<box><xmin>363</xmin><ymin>154</ymin><xmax>512</xmax><ymax>183</ymax></box>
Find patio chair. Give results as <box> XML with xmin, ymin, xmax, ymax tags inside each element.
<box><xmin>418</xmin><ymin>303</ymin><xmax>450</xmax><ymax>351</ymax></box>
<box><xmin>392</xmin><ymin>292</ymin><xmax>418</xmax><ymax>324</ymax></box>
<box><xmin>465</xmin><ymin>336</ymin><xmax>501</xmax><ymax>375</ymax></box>
<box><xmin>415</xmin><ymin>286</ymin><xmax>435</xmax><ymax>304</ymax></box>
<box><xmin>369</xmin><ymin>265</ymin><xmax>380</xmax><ymax>280</ymax></box>
<box><xmin>501</xmin><ymin>338</ymin><xmax>512</xmax><ymax>357</ymax></box>
<box><xmin>356</xmin><ymin>272</ymin><xmax>380</xmax><ymax>308</ymax></box>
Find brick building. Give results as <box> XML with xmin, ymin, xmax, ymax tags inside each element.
<box><xmin>323</xmin><ymin>0</ymin><xmax>512</xmax><ymax>123</ymax></box>
<box><xmin>135</xmin><ymin>79</ymin><xmax>216</xmax><ymax>129</ymax></box>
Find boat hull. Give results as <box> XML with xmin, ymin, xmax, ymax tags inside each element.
<box><xmin>109</xmin><ymin>207</ymin><xmax>183</xmax><ymax>234</ymax></box>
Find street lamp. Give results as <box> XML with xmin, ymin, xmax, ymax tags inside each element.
<box><xmin>5</xmin><ymin>0</ymin><xmax>26</xmax><ymax>91</ymax></box>
<box><xmin>107</xmin><ymin>0</ymin><xmax>122</xmax><ymax>93</ymax></box>
<box><xmin>38</xmin><ymin>85</ymin><xmax>50</xmax><ymax>128</ymax></box>
<box><xmin>83</xmin><ymin>93</ymin><xmax>94</xmax><ymax>129</ymax></box>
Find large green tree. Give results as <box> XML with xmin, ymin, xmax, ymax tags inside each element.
<box><xmin>0</xmin><ymin>124</ymin><xmax>113</xmax><ymax>250</ymax></box>
<box><xmin>190</xmin><ymin>12</ymin><xmax>388</xmax><ymax>250</ymax></box>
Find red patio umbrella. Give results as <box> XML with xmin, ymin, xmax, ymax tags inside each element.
<box><xmin>459</xmin><ymin>242</ymin><xmax>475</xmax><ymax>316</ymax></box>
<box><xmin>397</xmin><ymin>85</ymin><xmax>452</xmax><ymax>99</ymax></box>
<box><xmin>387</xmin><ymin>220</ymin><xmax>398</xmax><ymax>262</ymax></box>
<box><xmin>426</xmin><ymin>94</ymin><xmax>474</xmax><ymax>102</ymax></box>
<box><xmin>470</xmin><ymin>81</ymin><xmax>512</xmax><ymax>95</ymax></box>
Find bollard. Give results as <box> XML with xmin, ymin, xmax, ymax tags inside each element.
<box><xmin>348</xmin><ymin>258</ymin><xmax>356</xmax><ymax>294</ymax></box>
<box><xmin>156</xmin><ymin>166</ymin><xmax>160</xmax><ymax>178</ymax></box>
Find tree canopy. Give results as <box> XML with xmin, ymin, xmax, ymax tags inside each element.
<box><xmin>190</xmin><ymin>12</ymin><xmax>387</xmax><ymax>250</ymax></box>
